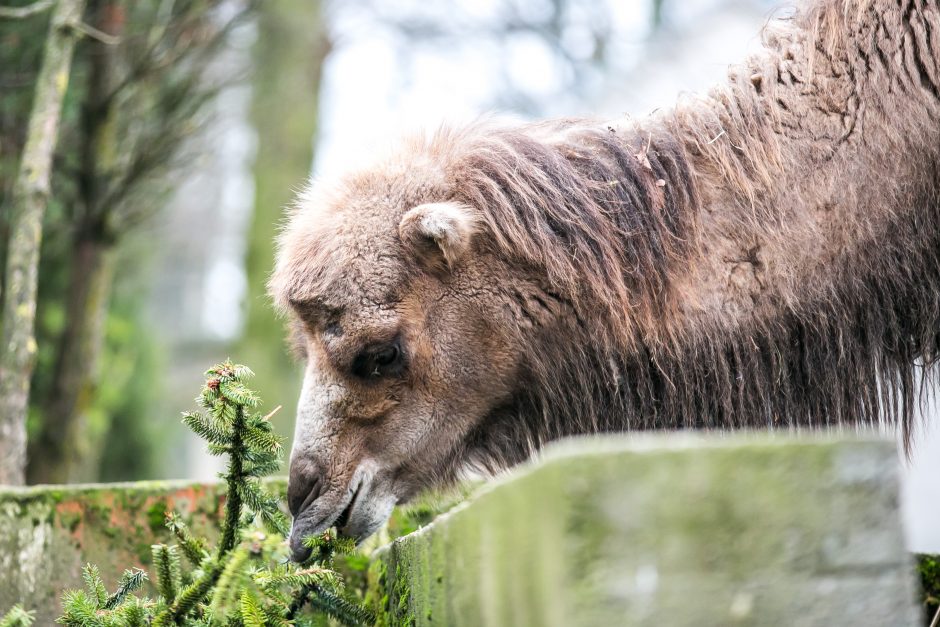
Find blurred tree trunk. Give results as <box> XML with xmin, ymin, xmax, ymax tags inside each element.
<box><xmin>29</xmin><ymin>0</ymin><xmax>121</xmax><ymax>484</ymax></box>
<box><xmin>652</xmin><ymin>0</ymin><xmax>665</xmax><ymax>30</ymax></box>
<box><xmin>30</xmin><ymin>237</ymin><xmax>115</xmax><ymax>483</ymax></box>
<box><xmin>238</xmin><ymin>0</ymin><xmax>328</xmax><ymax>437</ymax></box>
<box><xmin>0</xmin><ymin>0</ymin><xmax>85</xmax><ymax>486</ymax></box>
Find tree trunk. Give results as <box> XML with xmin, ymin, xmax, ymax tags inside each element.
<box><xmin>27</xmin><ymin>0</ymin><xmax>122</xmax><ymax>484</ymax></box>
<box><xmin>238</xmin><ymin>0</ymin><xmax>328</xmax><ymax>441</ymax></box>
<box><xmin>28</xmin><ymin>236</ymin><xmax>114</xmax><ymax>484</ymax></box>
<box><xmin>0</xmin><ymin>0</ymin><xmax>86</xmax><ymax>486</ymax></box>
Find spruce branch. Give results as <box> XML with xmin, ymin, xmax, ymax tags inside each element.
<box><xmin>104</xmin><ymin>569</ymin><xmax>148</xmax><ymax>610</ymax></box>
<box><xmin>181</xmin><ymin>411</ymin><xmax>230</xmax><ymax>446</ymax></box>
<box><xmin>241</xmin><ymin>422</ymin><xmax>282</xmax><ymax>456</ymax></box>
<box><xmin>208</xmin><ymin>548</ymin><xmax>251</xmax><ymax>622</ymax></box>
<box><xmin>242</xmin><ymin>456</ymin><xmax>281</xmax><ymax>478</ymax></box>
<box><xmin>219</xmin><ymin>380</ymin><xmax>261</xmax><ymax>408</ymax></box>
<box><xmin>111</xmin><ymin>599</ymin><xmax>148</xmax><ymax>627</ymax></box>
<box><xmin>165</xmin><ymin>513</ymin><xmax>209</xmax><ymax>568</ymax></box>
<box><xmin>303</xmin><ymin>531</ymin><xmax>357</xmax><ymax>565</ymax></box>
<box><xmin>288</xmin><ymin>532</ymin><xmax>373</xmax><ymax>626</ymax></box>
<box><xmin>304</xmin><ymin>585</ymin><xmax>375</xmax><ymax>627</ymax></box>
<box><xmin>260</xmin><ymin>508</ymin><xmax>291</xmax><ymax>538</ymax></box>
<box><xmin>261</xmin><ymin>603</ymin><xmax>291</xmax><ymax>627</ymax></box>
<box><xmin>218</xmin><ymin>402</ymin><xmax>246</xmax><ymax>558</ymax></box>
<box><xmin>0</xmin><ymin>604</ymin><xmax>35</xmax><ymax>627</ymax></box>
<box><xmin>256</xmin><ymin>565</ymin><xmax>339</xmax><ymax>591</ymax></box>
<box><xmin>207</xmin><ymin>443</ymin><xmax>231</xmax><ymax>457</ymax></box>
<box><xmin>81</xmin><ymin>564</ymin><xmax>107</xmax><ymax>608</ymax></box>
<box><xmin>151</xmin><ymin>560</ymin><xmax>223</xmax><ymax>627</ymax></box>
<box><xmin>57</xmin><ymin>590</ymin><xmax>98</xmax><ymax>625</ymax></box>
<box><xmin>239</xmin><ymin>590</ymin><xmax>266</xmax><ymax>627</ymax></box>
<box><xmin>237</xmin><ymin>481</ymin><xmax>281</xmax><ymax>517</ymax></box>
<box><xmin>152</xmin><ymin>544</ymin><xmax>181</xmax><ymax>603</ymax></box>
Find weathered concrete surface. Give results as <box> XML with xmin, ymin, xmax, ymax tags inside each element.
<box><xmin>0</xmin><ymin>478</ymin><xmax>286</xmax><ymax>624</ymax></box>
<box><xmin>367</xmin><ymin>434</ymin><xmax>920</xmax><ymax>626</ymax></box>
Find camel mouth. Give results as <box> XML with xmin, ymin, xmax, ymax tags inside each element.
<box><xmin>288</xmin><ymin>478</ymin><xmax>359</xmax><ymax>562</ymax></box>
<box><xmin>334</xmin><ymin>478</ymin><xmax>363</xmax><ymax>533</ymax></box>
<box><xmin>288</xmin><ymin>459</ymin><xmax>401</xmax><ymax>561</ymax></box>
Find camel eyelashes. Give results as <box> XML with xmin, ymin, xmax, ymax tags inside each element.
<box><xmin>352</xmin><ymin>340</ymin><xmax>404</xmax><ymax>379</ymax></box>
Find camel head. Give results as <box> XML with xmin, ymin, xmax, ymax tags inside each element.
<box><xmin>270</xmin><ymin>143</ymin><xmax>528</xmax><ymax>561</ymax></box>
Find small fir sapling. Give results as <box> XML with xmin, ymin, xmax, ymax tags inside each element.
<box><xmin>0</xmin><ymin>361</ymin><xmax>373</xmax><ymax>626</ymax></box>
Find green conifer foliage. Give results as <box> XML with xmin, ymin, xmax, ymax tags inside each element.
<box><xmin>920</xmin><ymin>554</ymin><xmax>940</xmax><ymax>627</ymax></box>
<box><xmin>0</xmin><ymin>361</ymin><xmax>374</xmax><ymax>626</ymax></box>
<box><xmin>0</xmin><ymin>604</ymin><xmax>35</xmax><ymax>627</ymax></box>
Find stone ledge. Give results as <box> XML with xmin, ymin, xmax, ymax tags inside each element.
<box><xmin>366</xmin><ymin>434</ymin><xmax>920</xmax><ymax>626</ymax></box>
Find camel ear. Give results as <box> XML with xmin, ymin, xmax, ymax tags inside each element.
<box><xmin>399</xmin><ymin>201</ymin><xmax>478</xmax><ymax>270</ymax></box>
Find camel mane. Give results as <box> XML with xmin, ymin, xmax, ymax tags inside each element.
<box><xmin>415</xmin><ymin>0</ymin><xmax>940</xmax><ymax>469</ymax></box>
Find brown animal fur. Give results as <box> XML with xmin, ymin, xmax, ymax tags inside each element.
<box><xmin>271</xmin><ymin>0</ymin><xmax>940</xmax><ymax>555</ymax></box>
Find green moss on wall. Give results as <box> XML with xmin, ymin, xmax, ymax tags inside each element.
<box><xmin>364</xmin><ymin>434</ymin><xmax>920</xmax><ymax>627</ymax></box>
<box><xmin>919</xmin><ymin>554</ymin><xmax>940</xmax><ymax>620</ymax></box>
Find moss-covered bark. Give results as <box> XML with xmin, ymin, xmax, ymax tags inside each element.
<box><xmin>29</xmin><ymin>0</ymin><xmax>122</xmax><ymax>485</ymax></box>
<box><xmin>30</xmin><ymin>237</ymin><xmax>116</xmax><ymax>483</ymax></box>
<box><xmin>0</xmin><ymin>0</ymin><xmax>86</xmax><ymax>485</ymax></box>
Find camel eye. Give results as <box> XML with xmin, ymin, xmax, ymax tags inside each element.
<box><xmin>352</xmin><ymin>340</ymin><xmax>403</xmax><ymax>379</ymax></box>
<box><xmin>374</xmin><ymin>345</ymin><xmax>399</xmax><ymax>367</ymax></box>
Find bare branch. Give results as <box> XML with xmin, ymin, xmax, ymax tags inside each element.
<box><xmin>101</xmin><ymin>5</ymin><xmax>250</xmax><ymax>109</ymax></box>
<box><xmin>71</xmin><ymin>20</ymin><xmax>120</xmax><ymax>45</ymax></box>
<box><xmin>0</xmin><ymin>0</ymin><xmax>53</xmax><ymax>19</ymax></box>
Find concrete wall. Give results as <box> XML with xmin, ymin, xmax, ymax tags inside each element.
<box><xmin>367</xmin><ymin>435</ymin><xmax>920</xmax><ymax>626</ymax></box>
<box><xmin>0</xmin><ymin>435</ymin><xmax>922</xmax><ymax>625</ymax></box>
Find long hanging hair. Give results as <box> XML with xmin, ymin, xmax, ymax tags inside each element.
<box><xmin>440</xmin><ymin>0</ymin><xmax>940</xmax><ymax>470</ymax></box>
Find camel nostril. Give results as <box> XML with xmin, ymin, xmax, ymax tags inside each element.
<box><xmin>288</xmin><ymin>474</ymin><xmax>322</xmax><ymax>518</ymax></box>
<box><xmin>290</xmin><ymin>533</ymin><xmax>314</xmax><ymax>563</ymax></box>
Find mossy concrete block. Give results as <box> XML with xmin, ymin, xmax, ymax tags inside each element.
<box><xmin>368</xmin><ymin>434</ymin><xmax>919</xmax><ymax>626</ymax></box>
<box><xmin>0</xmin><ymin>478</ymin><xmax>286</xmax><ymax>624</ymax></box>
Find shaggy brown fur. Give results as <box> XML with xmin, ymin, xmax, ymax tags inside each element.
<box><xmin>272</xmin><ymin>0</ymin><xmax>940</xmax><ymax>554</ymax></box>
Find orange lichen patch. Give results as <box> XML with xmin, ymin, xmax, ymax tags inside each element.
<box><xmin>165</xmin><ymin>484</ymin><xmax>222</xmax><ymax>516</ymax></box>
<box><xmin>109</xmin><ymin>501</ymin><xmax>124</xmax><ymax>528</ymax></box>
<box><xmin>99</xmin><ymin>493</ymin><xmax>135</xmax><ymax>533</ymax></box>
<box><xmin>55</xmin><ymin>500</ymin><xmax>85</xmax><ymax>540</ymax></box>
